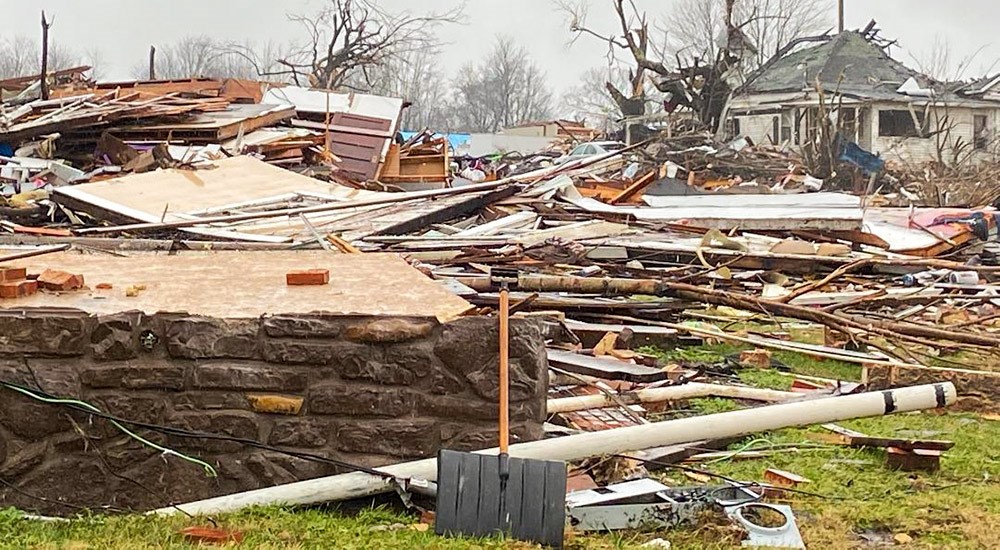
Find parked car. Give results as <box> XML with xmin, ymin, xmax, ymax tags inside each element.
<box><xmin>554</xmin><ymin>141</ymin><xmax>626</xmax><ymax>165</ymax></box>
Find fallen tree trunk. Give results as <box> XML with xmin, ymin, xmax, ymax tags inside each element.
<box><xmin>455</xmin><ymin>275</ymin><xmax>1000</xmax><ymax>348</ymax></box>
<box><xmin>156</xmin><ymin>382</ymin><xmax>955</xmax><ymax>516</ymax></box>
<box><xmin>546</xmin><ymin>382</ymin><xmax>799</xmax><ymax>413</ymax></box>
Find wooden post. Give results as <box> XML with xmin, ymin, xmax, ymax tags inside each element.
<box><xmin>838</xmin><ymin>0</ymin><xmax>845</xmax><ymax>33</ymax></box>
<box><xmin>148</xmin><ymin>45</ymin><xmax>157</xmax><ymax>80</ymax></box>
<box><xmin>40</xmin><ymin>11</ymin><xmax>52</xmax><ymax>100</ymax></box>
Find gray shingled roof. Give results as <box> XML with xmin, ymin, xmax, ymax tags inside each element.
<box><xmin>742</xmin><ymin>31</ymin><xmax>922</xmax><ymax>95</ymax></box>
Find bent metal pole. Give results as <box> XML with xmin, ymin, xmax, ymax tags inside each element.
<box><xmin>156</xmin><ymin>382</ymin><xmax>956</xmax><ymax>516</ymax></box>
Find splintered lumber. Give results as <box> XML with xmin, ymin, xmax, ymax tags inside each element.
<box><xmin>156</xmin><ymin>382</ymin><xmax>956</xmax><ymax>516</ymax></box>
<box><xmin>73</xmin><ymin>177</ymin><xmax>517</xmax><ymax>236</ymax></box>
<box><xmin>546</xmin><ymin>382</ymin><xmax>799</xmax><ymax>413</ymax></box>
<box><xmin>547</xmin><ymin>349</ymin><xmax>668</xmax><ymax>382</ymax></box>
<box><xmin>818</xmin><ymin>423</ymin><xmax>954</xmax><ymax>451</ymax></box>
<box><xmin>455</xmin><ymin>275</ymin><xmax>1000</xmax><ymax>348</ymax></box>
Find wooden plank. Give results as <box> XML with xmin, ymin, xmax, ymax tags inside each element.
<box><xmin>819</xmin><ymin>423</ymin><xmax>954</xmax><ymax>451</ymax></box>
<box><xmin>547</xmin><ymin>348</ymin><xmax>668</xmax><ymax>382</ymax></box>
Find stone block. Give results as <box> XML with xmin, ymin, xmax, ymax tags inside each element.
<box><xmin>81</xmin><ymin>364</ymin><xmax>186</xmax><ymax>391</ymax></box>
<box><xmin>309</xmin><ymin>384</ymin><xmax>416</xmax><ymax>417</ymax></box>
<box><xmin>0</xmin><ymin>311</ymin><xmax>89</xmax><ymax>356</ymax></box>
<box><xmin>262</xmin><ymin>340</ymin><xmax>334</xmax><ymax>365</ymax></box>
<box><xmin>166</xmin><ymin>317</ymin><xmax>260</xmax><ymax>360</ymax></box>
<box><xmin>245</xmin><ymin>451</ymin><xmax>339</xmax><ymax>486</ymax></box>
<box><xmin>247</xmin><ymin>394</ymin><xmax>303</xmax><ymax>415</ymax></box>
<box><xmin>93</xmin><ymin>393</ymin><xmax>168</xmax><ymax>425</ymax></box>
<box><xmin>263</xmin><ymin>315</ymin><xmax>344</xmax><ymax>338</ymax></box>
<box><xmin>191</xmin><ymin>362</ymin><xmax>307</xmax><ymax>391</ymax></box>
<box><xmin>334</xmin><ymin>342</ymin><xmax>434</xmax><ymax>385</ymax></box>
<box><xmin>174</xmin><ymin>392</ymin><xmax>249</xmax><ymax>411</ymax></box>
<box><xmin>465</xmin><ymin>357</ymin><xmax>543</xmax><ymax>402</ymax></box>
<box><xmin>268</xmin><ymin>418</ymin><xmax>332</xmax><ymax>447</ymax></box>
<box><xmin>343</xmin><ymin>317</ymin><xmax>436</xmax><ymax>344</ymax></box>
<box><xmin>90</xmin><ymin>311</ymin><xmax>143</xmax><ymax>361</ymax></box>
<box><xmin>0</xmin><ymin>441</ymin><xmax>47</xmax><ymax>478</ymax></box>
<box><xmin>15</xmin><ymin>457</ymin><xmax>111</xmax><ymax>514</ymax></box>
<box><xmin>0</xmin><ymin>389</ymin><xmax>72</xmax><ymax>439</ymax></box>
<box><xmin>170</xmin><ymin>411</ymin><xmax>261</xmax><ymax>452</ymax></box>
<box><xmin>419</xmin><ymin>393</ymin><xmax>541</xmax><ymax>421</ymax></box>
<box><xmin>335</xmin><ymin>419</ymin><xmax>439</xmax><ymax>457</ymax></box>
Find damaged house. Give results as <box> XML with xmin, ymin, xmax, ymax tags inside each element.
<box><xmin>727</xmin><ymin>27</ymin><xmax>1000</xmax><ymax>165</ymax></box>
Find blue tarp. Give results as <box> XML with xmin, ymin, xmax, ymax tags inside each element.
<box><xmin>838</xmin><ymin>138</ymin><xmax>884</xmax><ymax>175</ymax></box>
<box><xmin>399</xmin><ymin>131</ymin><xmax>471</xmax><ymax>150</ymax></box>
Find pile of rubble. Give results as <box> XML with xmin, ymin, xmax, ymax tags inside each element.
<box><xmin>1</xmin><ymin>71</ymin><xmax>997</xmax><ymax>546</ymax></box>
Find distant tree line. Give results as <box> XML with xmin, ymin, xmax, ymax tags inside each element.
<box><xmin>2</xmin><ymin>0</ymin><xmax>844</xmax><ymax>133</ymax></box>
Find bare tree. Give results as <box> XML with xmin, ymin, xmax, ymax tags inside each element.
<box><xmin>131</xmin><ymin>37</ymin><xmax>287</xmax><ymax>81</ymax></box>
<box><xmin>449</xmin><ymin>35</ymin><xmax>553</xmax><ymax>133</ymax></box>
<box><xmin>231</xmin><ymin>0</ymin><xmax>463</xmax><ymax>89</ymax></box>
<box><xmin>0</xmin><ymin>35</ymin><xmax>38</xmax><ymax>79</ymax></box>
<box><xmin>663</xmin><ymin>0</ymin><xmax>833</xmax><ymax>67</ymax></box>
<box><xmin>342</xmin><ymin>49</ymin><xmax>450</xmax><ymax>130</ymax></box>
<box><xmin>562</xmin><ymin>65</ymin><xmax>636</xmax><ymax>131</ymax></box>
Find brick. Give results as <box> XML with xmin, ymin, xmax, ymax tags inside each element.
<box><xmin>0</xmin><ymin>266</ymin><xmax>27</xmax><ymax>283</ymax></box>
<box><xmin>0</xmin><ymin>279</ymin><xmax>37</xmax><ymax>299</ymax></box>
<box><xmin>36</xmin><ymin>269</ymin><xmax>85</xmax><ymax>291</ymax></box>
<box><xmin>246</xmin><ymin>394</ymin><xmax>304</xmax><ymax>415</ymax></box>
<box><xmin>286</xmin><ymin>269</ymin><xmax>329</xmax><ymax>286</ymax></box>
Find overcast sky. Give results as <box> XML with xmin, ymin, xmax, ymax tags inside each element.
<box><xmin>3</xmin><ymin>0</ymin><xmax>998</xmax><ymax>94</ymax></box>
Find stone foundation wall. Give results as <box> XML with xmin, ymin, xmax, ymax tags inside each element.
<box><xmin>0</xmin><ymin>309</ymin><xmax>547</xmax><ymax>515</ymax></box>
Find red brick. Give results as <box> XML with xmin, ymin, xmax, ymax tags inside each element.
<box><xmin>0</xmin><ymin>267</ymin><xmax>27</xmax><ymax>283</ymax></box>
<box><xmin>286</xmin><ymin>269</ymin><xmax>329</xmax><ymax>286</ymax></box>
<box><xmin>36</xmin><ymin>269</ymin><xmax>85</xmax><ymax>291</ymax></box>
<box><xmin>0</xmin><ymin>279</ymin><xmax>38</xmax><ymax>299</ymax></box>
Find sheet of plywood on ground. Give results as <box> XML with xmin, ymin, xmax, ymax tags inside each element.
<box><xmin>1</xmin><ymin>251</ymin><xmax>471</xmax><ymax>320</ymax></box>
<box><xmin>52</xmin><ymin>155</ymin><xmax>386</xmax><ymax>241</ymax></box>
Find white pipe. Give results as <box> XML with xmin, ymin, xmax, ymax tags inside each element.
<box><xmin>156</xmin><ymin>382</ymin><xmax>954</xmax><ymax>516</ymax></box>
<box><xmin>546</xmin><ymin>382</ymin><xmax>799</xmax><ymax>414</ymax></box>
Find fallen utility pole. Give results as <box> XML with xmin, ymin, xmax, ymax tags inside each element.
<box><xmin>455</xmin><ymin>275</ymin><xmax>1000</xmax><ymax>348</ymax></box>
<box><xmin>156</xmin><ymin>382</ymin><xmax>955</xmax><ymax>516</ymax></box>
<box><xmin>546</xmin><ymin>382</ymin><xmax>799</xmax><ymax>414</ymax></box>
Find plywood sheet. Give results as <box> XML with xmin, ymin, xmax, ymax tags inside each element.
<box><xmin>55</xmin><ymin>155</ymin><xmax>367</xmax><ymax>215</ymax></box>
<box><xmin>1</xmin><ymin>251</ymin><xmax>471</xmax><ymax>320</ymax></box>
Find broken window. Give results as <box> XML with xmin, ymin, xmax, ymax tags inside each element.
<box><xmin>840</xmin><ymin>108</ymin><xmax>858</xmax><ymax>140</ymax></box>
<box><xmin>878</xmin><ymin>109</ymin><xmax>927</xmax><ymax>138</ymax></box>
<box><xmin>974</xmin><ymin>114</ymin><xmax>989</xmax><ymax>150</ymax></box>
<box><xmin>771</xmin><ymin>116</ymin><xmax>780</xmax><ymax>144</ymax></box>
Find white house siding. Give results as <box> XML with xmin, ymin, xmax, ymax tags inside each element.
<box><xmin>869</xmin><ymin>102</ymin><xmax>999</xmax><ymax>165</ymax></box>
<box><xmin>732</xmin><ymin>100</ymin><xmax>1000</xmax><ymax>165</ymax></box>
<box><xmin>737</xmin><ymin>113</ymin><xmax>780</xmax><ymax>145</ymax></box>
